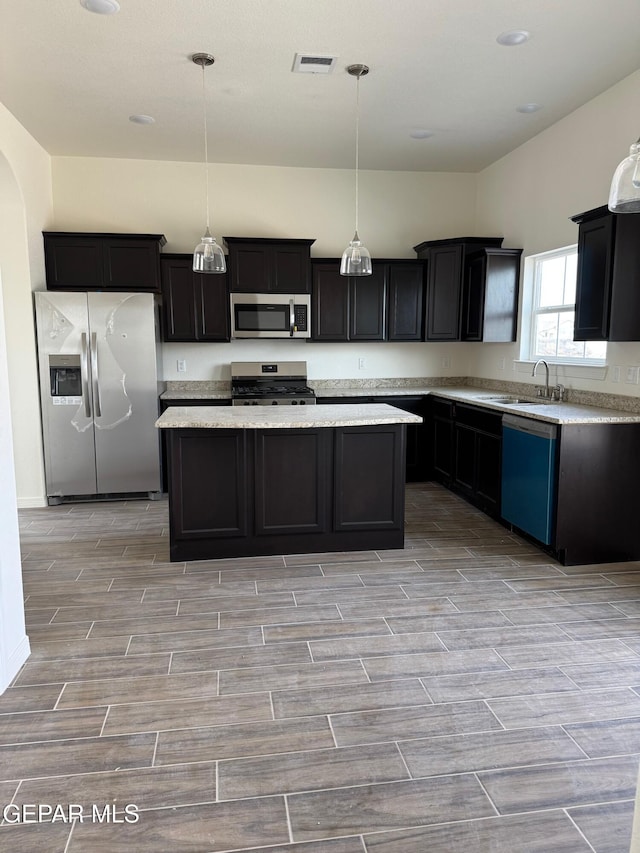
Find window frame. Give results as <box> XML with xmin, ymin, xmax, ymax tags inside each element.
<box><xmin>525</xmin><ymin>245</ymin><xmax>607</xmax><ymax>366</ymax></box>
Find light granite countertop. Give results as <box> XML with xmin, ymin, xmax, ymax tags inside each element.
<box><xmin>159</xmin><ymin>380</ymin><xmax>640</xmax><ymax>424</ymax></box>
<box><xmin>430</xmin><ymin>387</ymin><xmax>640</xmax><ymax>424</ymax></box>
<box><xmin>156</xmin><ymin>403</ymin><xmax>424</xmax><ymax>430</ymax></box>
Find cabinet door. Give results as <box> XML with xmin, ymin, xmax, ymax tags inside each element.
<box><xmin>432</xmin><ymin>416</ymin><xmax>453</xmax><ymax>482</ymax></box>
<box><xmin>476</xmin><ymin>431</ymin><xmax>501</xmax><ymax>512</ymax></box>
<box><xmin>387</xmin><ymin>263</ymin><xmax>425</xmax><ymax>341</ymax></box>
<box><xmin>461</xmin><ymin>254</ymin><xmax>486</xmax><ymax>341</ymax></box>
<box><xmin>311</xmin><ymin>263</ymin><xmax>349</xmax><ymax>340</ymax></box>
<box><xmin>228</xmin><ymin>244</ymin><xmax>270</xmax><ymax>292</ymax></box>
<box><xmin>349</xmin><ymin>268</ymin><xmax>386</xmax><ymax>340</ymax></box>
<box><xmin>574</xmin><ymin>214</ymin><xmax>613</xmax><ymax>341</ymax></box>
<box><xmin>426</xmin><ymin>245</ymin><xmax>463</xmax><ymax>340</ymax></box>
<box><xmin>44</xmin><ymin>235</ymin><xmax>104</xmax><ymax>289</ymax></box>
<box><xmin>161</xmin><ymin>258</ymin><xmax>197</xmax><ymax>341</ymax></box>
<box><xmin>608</xmin><ymin>214</ymin><xmax>640</xmax><ymax>341</ymax></box>
<box><xmin>103</xmin><ymin>239</ymin><xmax>161</xmax><ymax>291</ymax></box>
<box><xmin>254</xmin><ymin>429</ymin><xmax>328</xmax><ymax>535</ymax></box>
<box><xmin>334</xmin><ymin>426</ymin><xmax>404</xmax><ymax>531</ymax></box>
<box><xmin>453</xmin><ymin>423</ymin><xmax>476</xmax><ymax>494</ymax></box>
<box><xmin>272</xmin><ymin>244</ymin><xmax>311</xmax><ymax>293</ymax></box>
<box><xmin>195</xmin><ymin>272</ymin><xmax>230</xmax><ymax>341</ymax></box>
<box><xmin>373</xmin><ymin>396</ymin><xmax>425</xmax><ymax>482</ymax></box>
<box><xmin>169</xmin><ymin>429</ymin><xmax>248</xmax><ymax>539</ymax></box>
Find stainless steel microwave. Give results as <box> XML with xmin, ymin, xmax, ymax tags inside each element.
<box><xmin>230</xmin><ymin>293</ymin><xmax>311</xmax><ymax>339</ymax></box>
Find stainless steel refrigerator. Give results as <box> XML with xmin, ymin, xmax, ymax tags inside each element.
<box><xmin>34</xmin><ymin>291</ymin><xmax>162</xmax><ymax>503</ymax></box>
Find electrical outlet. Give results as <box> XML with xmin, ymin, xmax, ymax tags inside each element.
<box><xmin>358</xmin><ymin>357</ymin><xmax>366</xmax><ymax>370</ymax></box>
<box><xmin>177</xmin><ymin>359</ymin><xmax>187</xmax><ymax>373</ymax></box>
<box><xmin>612</xmin><ymin>366</ymin><xmax>621</xmax><ymax>383</ymax></box>
<box><xmin>498</xmin><ymin>357</ymin><xmax>506</xmax><ymax>370</ymax></box>
<box><xmin>441</xmin><ymin>355</ymin><xmax>451</xmax><ymax>369</ymax></box>
<box><xmin>625</xmin><ymin>366</ymin><xmax>639</xmax><ymax>384</ymax></box>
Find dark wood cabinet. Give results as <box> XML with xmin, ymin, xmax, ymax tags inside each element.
<box><xmin>311</xmin><ymin>259</ymin><xmax>425</xmax><ymax>342</ymax></box>
<box><xmin>43</xmin><ymin>232</ymin><xmax>166</xmax><ymax>292</ymax></box>
<box><xmin>429</xmin><ymin>397</ymin><xmax>502</xmax><ymax>515</ymax></box>
<box><xmin>461</xmin><ymin>248</ymin><xmax>522</xmax><ymax>342</ymax></box>
<box><xmin>224</xmin><ymin>237</ymin><xmax>315</xmax><ymax>294</ymax></box>
<box><xmin>160</xmin><ymin>254</ymin><xmax>230</xmax><ymax>342</ymax></box>
<box><xmin>165</xmin><ymin>424</ymin><xmax>406</xmax><ymax>560</ymax></box>
<box><xmin>317</xmin><ymin>395</ymin><xmax>426</xmax><ymax>482</ymax></box>
<box><xmin>414</xmin><ymin>237</ymin><xmax>515</xmax><ymax>341</ymax></box>
<box><xmin>387</xmin><ymin>263</ymin><xmax>425</xmax><ymax>341</ymax></box>
<box><xmin>350</xmin><ymin>268</ymin><xmax>386</xmax><ymax>340</ymax></box>
<box><xmin>571</xmin><ymin>205</ymin><xmax>640</xmax><ymax>341</ymax></box>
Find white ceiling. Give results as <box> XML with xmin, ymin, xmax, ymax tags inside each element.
<box><xmin>2</xmin><ymin>0</ymin><xmax>640</xmax><ymax>172</ymax></box>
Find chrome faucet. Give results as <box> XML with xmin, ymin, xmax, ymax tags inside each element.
<box><xmin>532</xmin><ymin>359</ymin><xmax>551</xmax><ymax>398</ymax></box>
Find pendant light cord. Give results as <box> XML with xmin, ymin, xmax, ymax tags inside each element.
<box><xmin>201</xmin><ymin>61</ymin><xmax>210</xmax><ymax>232</ymax></box>
<box><xmin>354</xmin><ymin>71</ymin><xmax>360</xmax><ymax>236</ymax></box>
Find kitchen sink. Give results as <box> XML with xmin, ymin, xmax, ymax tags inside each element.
<box><xmin>477</xmin><ymin>395</ymin><xmax>553</xmax><ymax>406</ymax></box>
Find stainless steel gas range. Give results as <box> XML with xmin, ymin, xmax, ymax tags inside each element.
<box><xmin>230</xmin><ymin>361</ymin><xmax>316</xmax><ymax>406</ymax></box>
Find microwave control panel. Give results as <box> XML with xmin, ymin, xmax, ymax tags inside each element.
<box><xmin>294</xmin><ymin>304</ymin><xmax>308</xmax><ymax>331</ymax></box>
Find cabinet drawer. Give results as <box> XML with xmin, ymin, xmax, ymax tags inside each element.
<box><xmin>454</xmin><ymin>403</ymin><xmax>502</xmax><ymax>435</ymax></box>
<box><xmin>430</xmin><ymin>398</ymin><xmax>454</xmax><ymax>421</ymax></box>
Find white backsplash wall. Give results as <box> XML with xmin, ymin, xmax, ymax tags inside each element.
<box><xmin>162</xmin><ymin>340</ymin><xmax>473</xmax><ymax>382</ymax></box>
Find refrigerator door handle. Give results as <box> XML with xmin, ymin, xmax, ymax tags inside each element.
<box><xmin>81</xmin><ymin>332</ymin><xmax>92</xmax><ymax>417</ymax></box>
<box><xmin>90</xmin><ymin>332</ymin><xmax>102</xmax><ymax>418</ymax></box>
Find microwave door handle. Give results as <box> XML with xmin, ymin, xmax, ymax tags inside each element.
<box><xmin>289</xmin><ymin>298</ymin><xmax>295</xmax><ymax>337</ymax></box>
<box><xmin>90</xmin><ymin>332</ymin><xmax>102</xmax><ymax>418</ymax></box>
<box><xmin>81</xmin><ymin>332</ymin><xmax>92</xmax><ymax>417</ymax></box>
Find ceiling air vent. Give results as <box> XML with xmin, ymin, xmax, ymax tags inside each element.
<box><xmin>292</xmin><ymin>53</ymin><xmax>338</xmax><ymax>74</ymax></box>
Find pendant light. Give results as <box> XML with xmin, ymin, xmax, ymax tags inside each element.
<box><xmin>341</xmin><ymin>64</ymin><xmax>372</xmax><ymax>276</ymax></box>
<box><xmin>609</xmin><ymin>136</ymin><xmax>640</xmax><ymax>213</ymax></box>
<box><xmin>192</xmin><ymin>53</ymin><xmax>226</xmax><ymax>274</ymax></box>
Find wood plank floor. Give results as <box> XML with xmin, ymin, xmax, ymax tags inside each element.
<box><xmin>1</xmin><ymin>482</ymin><xmax>639</xmax><ymax>851</ymax></box>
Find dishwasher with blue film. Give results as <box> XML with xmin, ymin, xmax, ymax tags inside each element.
<box><xmin>501</xmin><ymin>414</ymin><xmax>557</xmax><ymax>545</ymax></box>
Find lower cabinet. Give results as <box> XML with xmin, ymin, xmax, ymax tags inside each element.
<box><xmin>317</xmin><ymin>396</ymin><xmax>427</xmax><ymax>481</ymax></box>
<box><xmin>428</xmin><ymin>397</ymin><xmax>502</xmax><ymax>515</ymax></box>
<box><xmin>166</xmin><ymin>424</ymin><xmax>406</xmax><ymax>560</ymax></box>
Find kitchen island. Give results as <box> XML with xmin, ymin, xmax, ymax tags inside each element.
<box><xmin>156</xmin><ymin>403</ymin><xmax>422</xmax><ymax>562</ymax></box>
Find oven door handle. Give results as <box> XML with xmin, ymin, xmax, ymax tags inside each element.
<box><xmin>289</xmin><ymin>298</ymin><xmax>295</xmax><ymax>337</ymax></box>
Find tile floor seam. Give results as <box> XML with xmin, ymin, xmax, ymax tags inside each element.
<box><xmin>563</xmin><ymin>808</ymin><xmax>599</xmax><ymax>852</ymax></box>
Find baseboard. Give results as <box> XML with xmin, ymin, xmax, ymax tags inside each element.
<box><xmin>0</xmin><ymin>634</ymin><xmax>31</xmax><ymax>694</ymax></box>
<box><xmin>17</xmin><ymin>497</ymin><xmax>48</xmax><ymax>509</ymax></box>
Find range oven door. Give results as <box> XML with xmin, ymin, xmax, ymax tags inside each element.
<box><xmin>230</xmin><ymin>293</ymin><xmax>311</xmax><ymax>339</ymax></box>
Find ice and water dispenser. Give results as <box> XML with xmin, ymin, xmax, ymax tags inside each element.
<box><xmin>48</xmin><ymin>355</ymin><xmax>82</xmax><ymax>404</ymax></box>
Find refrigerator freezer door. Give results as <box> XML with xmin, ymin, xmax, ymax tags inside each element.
<box><xmin>34</xmin><ymin>292</ymin><xmax>98</xmax><ymax>497</ymax></box>
<box><xmin>87</xmin><ymin>292</ymin><xmax>161</xmax><ymax>494</ymax></box>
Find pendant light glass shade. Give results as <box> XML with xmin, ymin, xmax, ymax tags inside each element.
<box><xmin>608</xmin><ymin>140</ymin><xmax>640</xmax><ymax>213</ymax></box>
<box><xmin>191</xmin><ymin>53</ymin><xmax>226</xmax><ymax>274</ymax></box>
<box><xmin>340</xmin><ymin>231</ymin><xmax>372</xmax><ymax>275</ymax></box>
<box><xmin>193</xmin><ymin>227</ymin><xmax>226</xmax><ymax>272</ymax></box>
<box><xmin>341</xmin><ymin>64</ymin><xmax>372</xmax><ymax>276</ymax></box>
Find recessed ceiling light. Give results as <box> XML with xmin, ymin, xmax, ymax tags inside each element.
<box><xmin>516</xmin><ymin>103</ymin><xmax>542</xmax><ymax>113</ymax></box>
<box><xmin>80</xmin><ymin>0</ymin><xmax>120</xmax><ymax>14</ymax></box>
<box><xmin>496</xmin><ymin>30</ymin><xmax>530</xmax><ymax>46</ymax></box>
<box><xmin>409</xmin><ymin>129</ymin><xmax>434</xmax><ymax>139</ymax></box>
<box><xmin>129</xmin><ymin>115</ymin><xmax>155</xmax><ymax>124</ymax></box>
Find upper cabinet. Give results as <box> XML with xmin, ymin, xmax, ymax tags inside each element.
<box><xmin>311</xmin><ymin>259</ymin><xmax>425</xmax><ymax>342</ymax></box>
<box><xmin>224</xmin><ymin>237</ymin><xmax>315</xmax><ymax>294</ymax></box>
<box><xmin>160</xmin><ymin>254</ymin><xmax>230</xmax><ymax>342</ymax></box>
<box><xmin>461</xmin><ymin>248</ymin><xmax>522</xmax><ymax>342</ymax></box>
<box><xmin>571</xmin><ymin>205</ymin><xmax>640</xmax><ymax>341</ymax></box>
<box><xmin>413</xmin><ymin>236</ymin><xmax>520</xmax><ymax>342</ymax></box>
<box><xmin>43</xmin><ymin>232</ymin><xmax>166</xmax><ymax>292</ymax></box>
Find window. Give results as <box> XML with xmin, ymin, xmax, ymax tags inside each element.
<box><xmin>527</xmin><ymin>246</ymin><xmax>606</xmax><ymax>364</ymax></box>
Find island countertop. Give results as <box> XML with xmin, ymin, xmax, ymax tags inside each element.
<box><xmin>156</xmin><ymin>403</ymin><xmax>423</xmax><ymax>430</ymax></box>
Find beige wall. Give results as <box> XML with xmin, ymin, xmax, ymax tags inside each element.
<box><xmin>474</xmin><ymin>69</ymin><xmax>640</xmax><ymax>396</ymax></box>
<box><xmin>0</xmin><ymin>102</ymin><xmax>52</xmax><ymax>506</ymax></box>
